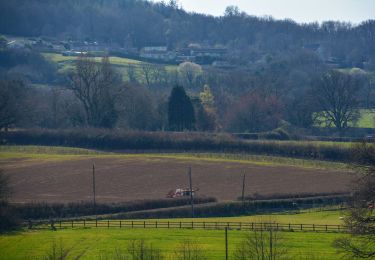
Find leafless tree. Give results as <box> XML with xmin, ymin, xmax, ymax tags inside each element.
<box><xmin>333</xmin><ymin>142</ymin><xmax>375</xmax><ymax>258</ymax></box>
<box><xmin>171</xmin><ymin>239</ymin><xmax>207</xmax><ymax>260</ymax></box>
<box><xmin>140</xmin><ymin>63</ymin><xmax>155</xmax><ymax>86</ymax></box>
<box><xmin>313</xmin><ymin>70</ymin><xmax>362</xmax><ymax>130</ymax></box>
<box><xmin>66</xmin><ymin>56</ymin><xmax>120</xmax><ymax>128</ymax></box>
<box><xmin>127</xmin><ymin>239</ymin><xmax>164</xmax><ymax>260</ymax></box>
<box><xmin>0</xmin><ymin>80</ymin><xmax>26</xmax><ymax>130</ymax></box>
<box><xmin>233</xmin><ymin>223</ymin><xmax>288</xmax><ymax>260</ymax></box>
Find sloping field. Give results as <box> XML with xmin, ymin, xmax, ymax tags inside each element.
<box><xmin>1</xmin><ymin>149</ymin><xmax>354</xmax><ymax>203</ymax></box>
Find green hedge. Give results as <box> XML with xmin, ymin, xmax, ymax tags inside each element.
<box><xmin>1</xmin><ymin>129</ymin><xmax>352</xmax><ymax>161</ymax></box>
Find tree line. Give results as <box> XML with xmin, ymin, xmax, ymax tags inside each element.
<box><xmin>0</xmin><ymin>54</ymin><xmax>372</xmax><ymax>134</ymax></box>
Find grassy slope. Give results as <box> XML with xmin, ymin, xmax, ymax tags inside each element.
<box><xmin>142</xmin><ymin>209</ymin><xmax>344</xmax><ymax>226</ymax></box>
<box><xmin>0</xmin><ymin>228</ymin><xmax>345</xmax><ymax>259</ymax></box>
<box><xmin>42</xmin><ymin>52</ymin><xmax>177</xmax><ymax>82</ymax></box>
<box><xmin>316</xmin><ymin>109</ymin><xmax>375</xmax><ymax>128</ymax></box>
<box><xmin>0</xmin><ymin>145</ymin><xmax>349</xmax><ymax>170</ymax></box>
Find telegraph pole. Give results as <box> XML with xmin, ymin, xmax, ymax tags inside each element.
<box><xmin>92</xmin><ymin>164</ymin><xmax>96</xmax><ymax>219</ymax></box>
<box><xmin>188</xmin><ymin>167</ymin><xmax>194</xmax><ymax>218</ymax></box>
<box><xmin>241</xmin><ymin>173</ymin><xmax>246</xmax><ymax>202</ymax></box>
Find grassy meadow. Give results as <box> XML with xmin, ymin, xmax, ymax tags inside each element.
<box><xmin>0</xmin><ymin>145</ymin><xmax>349</xmax><ymax>170</ymax></box>
<box><xmin>42</xmin><ymin>52</ymin><xmax>177</xmax><ymax>82</ymax></box>
<box><xmin>0</xmin><ymin>220</ymin><xmax>346</xmax><ymax>259</ymax></box>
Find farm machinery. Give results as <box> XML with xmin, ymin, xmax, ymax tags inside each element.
<box><xmin>166</xmin><ymin>188</ymin><xmax>199</xmax><ymax>198</ymax></box>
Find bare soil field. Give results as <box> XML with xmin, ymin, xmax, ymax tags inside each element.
<box><xmin>1</xmin><ymin>157</ymin><xmax>354</xmax><ymax>203</ymax></box>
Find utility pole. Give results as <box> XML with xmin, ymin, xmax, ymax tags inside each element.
<box><xmin>188</xmin><ymin>167</ymin><xmax>194</xmax><ymax>218</ymax></box>
<box><xmin>241</xmin><ymin>173</ymin><xmax>246</xmax><ymax>202</ymax></box>
<box><xmin>92</xmin><ymin>164</ymin><xmax>96</xmax><ymax>219</ymax></box>
<box><xmin>225</xmin><ymin>227</ymin><xmax>228</xmax><ymax>260</ymax></box>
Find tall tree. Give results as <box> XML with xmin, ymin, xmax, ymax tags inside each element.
<box><xmin>313</xmin><ymin>70</ymin><xmax>361</xmax><ymax>130</ymax></box>
<box><xmin>333</xmin><ymin>142</ymin><xmax>375</xmax><ymax>258</ymax></box>
<box><xmin>66</xmin><ymin>56</ymin><xmax>119</xmax><ymax>128</ymax></box>
<box><xmin>168</xmin><ymin>85</ymin><xmax>195</xmax><ymax>131</ymax></box>
<box><xmin>0</xmin><ymin>80</ymin><xmax>26</xmax><ymax>130</ymax></box>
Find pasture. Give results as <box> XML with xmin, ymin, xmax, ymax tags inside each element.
<box><xmin>0</xmin><ymin>225</ymin><xmax>346</xmax><ymax>259</ymax></box>
<box><xmin>42</xmin><ymin>52</ymin><xmax>177</xmax><ymax>82</ymax></box>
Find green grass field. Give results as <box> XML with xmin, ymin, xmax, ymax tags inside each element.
<box><xmin>141</xmin><ymin>209</ymin><xmax>344</xmax><ymax>226</ymax></box>
<box><xmin>0</xmin><ymin>145</ymin><xmax>349</xmax><ymax>170</ymax></box>
<box><xmin>316</xmin><ymin>109</ymin><xmax>375</xmax><ymax>129</ymax></box>
<box><xmin>0</xmin><ymin>227</ymin><xmax>346</xmax><ymax>259</ymax></box>
<box><xmin>42</xmin><ymin>52</ymin><xmax>178</xmax><ymax>83</ymax></box>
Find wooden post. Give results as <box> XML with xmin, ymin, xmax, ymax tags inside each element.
<box><xmin>120</xmin><ymin>220</ymin><xmax>122</xmax><ymax>228</ymax></box>
<box><xmin>188</xmin><ymin>167</ymin><xmax>194</xmax><ymax>218</ymax></box>
<box><xmin>225</xmin><ymin>227</ymin><xmax>228</xmax><ymax>260</ymax></box>
<box><xmin>92</xmin><ymin>164</ymin><xmax>97</xmax><ymax>220</ymax></box>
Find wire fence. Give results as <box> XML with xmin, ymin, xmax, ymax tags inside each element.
<box><xmin>28</xmin><ymin>220</ymin><xmax>346</xmax><ymax>233</ymax></box>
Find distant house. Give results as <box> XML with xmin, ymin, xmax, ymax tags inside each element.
<box><xmin>140</xmin><ymin>46</ymin><xmax>176</xmax><ymax>61</ymax></box>
<box><xmin>190</xmin><ymin>48</ymin><xmax>227</xmax><ymax>58</ymax></box>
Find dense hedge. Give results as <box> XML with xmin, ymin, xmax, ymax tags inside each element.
<box><xmin>239</xmin><ymin>192</ymin><xmax>350</xmax><ymax>201</ymax></box>
<box><xmin>13</xmin><ymin>197</ymin><xmax>216</xmax><ymax>220</ymax></box>
<box><xmin>1</xmin><ymin>129</ymin><xmax>353</xmax><ymax>161</ymax></box>
<box><xmin>109</xmin><ymin>195</ymin><xmax>350</xmax><ymax>219</ymax></box>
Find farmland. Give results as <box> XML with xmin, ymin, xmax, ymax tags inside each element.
<box><xmin>0</xmin><ymin>145</ymin><xmax>353</xmax><ymax>203</ymax></box>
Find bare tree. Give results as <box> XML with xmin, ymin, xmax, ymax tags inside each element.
<box><xmin>178</xmin><ymin>62</ymin><xmax>202</xmax><ymax>89</ymax></box>
<box><xmin>333</xmin><ymin>142</ymin><xmax>375</xmax><ymax>259</ymax></box>
<box><xmin>313</xmin><ymin>70</ymin><xmax>362</xmax><ymax>130</ymax></box>
<box><xmin>66</xmin><ymin>56</ymin><xmax>120</xmax><ymax>128</ymax></box>
<box><xmin>172</xmin><ymin>240</ymin><xmax>207</xmax><ymax>260</ymax></box>
<box><xmin>233</xmin><ymin>223</ymin><xmax>288</xmax><ymax>260</ymax></box>
<box><xmin>140</xmin><ymin>63</ymin><xmax>155</xmax><ymax>87</ymax></box>
<box><xmin>127</xmin><ymin>239</ymin><xmax>164</xmax><ymax>260</ymax></box>
<box><xmin>0</xmin><ymin>80</ymin><xmax>26</xmax><ymax>131</ymax></box>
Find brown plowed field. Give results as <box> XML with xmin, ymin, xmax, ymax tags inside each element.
<box><xmin>2</xmin><ymin>157</ymin><xmax>354</xmax><ymax>203</ymax></box>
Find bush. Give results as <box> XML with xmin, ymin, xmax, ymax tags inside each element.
<box><xmin>109</xmin><ymin>195</ymin><xmax>349</xmax><ymax>219</ymax></box>
<box><xmin>13</xmin><ymin>197</ymin><xmax>216</xmax><ymax>220</ymax></box>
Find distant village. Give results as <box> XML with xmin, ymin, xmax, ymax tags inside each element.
<box><xmin>4</xmin><ymin>35</ymin><xmax>352</xmax><ymax>69</ymax></box>
<box><xmin>4</xmin><ymin>35</ymin><xmax>238</xmax><ymax>69</ymax></box>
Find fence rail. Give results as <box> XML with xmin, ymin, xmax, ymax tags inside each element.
<box><xmin>28</xmin><ymin>220</ymin><xmax>346</xmax><ymax>233</ymax></box>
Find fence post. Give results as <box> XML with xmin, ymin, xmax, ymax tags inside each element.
<box><xmin>59</xmin><ymin>220</ymin><xmax>61</xmax><ymax>229</ymax></box>
<box><xmin>168</xmin><ymin>221</ymin><xmax>170</xmax><ymax>229</ymax></box>
<box><xmin>144</xmin><ymin>221</ymin><xmax>146</xmax><ymax>228</ymax></box>
<box><xmin>313</xmin><ymin>224</ymin><xmax>315</xmax><ymax>231</ymax></box>
<box><xmin>156</xmin><ymin>221</ymin><xmax>158</xmax><ymax>228</ymax></box>
<box><xmin>300</xmin><ymin>224</ymin><xmax>303</xmax><ymax>231</ymax></box>
<box><xmin>132</xmin><ymin>221</ymin><xmax>134</xmax><ymax>228</ymax></box>
<box><xmin>251</xmin><ymin>222</ymin><xmax>254</xmax><ymax>230</ymax></box>
<box><xmin>96</xmin><ymin>219</ymin><xmax>98</xmax><ymax>228</ymax></box>
<box><xmin>325</xmin><ymin>225</ymin><xmax>327</xmax><ymax>232</ymax></box>
<box><xmin>120</xmin><ymin>220</ymin><xmax>122</xmax><ymax>228</ymax></box>
<box><xmin>84</xmin><ymin>220</ymin><xmax>86</xmax><ymax>228</ymax></box>
<box><xmin>71</xmin><ymin>220</ymin><xmax>73</xmax><ymax>228</ymax></box>
<box><xmin>192</xmin><ymin>221</ymin><xmax>194</xmax><ymax>229</ymax></box>
<box><xmin>288</xmin><ymin>223</ymin><xmax>291</xmax><ymax>231</ymax></box>
<box><xmin>180</xmin><ymin>222</ymin><xmax>182</xmax><ymax>229</ymax></box>
<box><xmin>108</xmin><ymin>220</ymin><xmax>109</xmax><ymax>228</ymax></box>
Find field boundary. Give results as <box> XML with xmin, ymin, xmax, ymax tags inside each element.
<box><xmin>29</xmin><ymin>220</ymin><xmax>346</xmax><ymax>233</ymax></box>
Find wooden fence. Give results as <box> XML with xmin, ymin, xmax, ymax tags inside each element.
<box><xmin>29</xmin><ymin>220</ymin><xmax>346</xmax><ymax>233</ymax></box>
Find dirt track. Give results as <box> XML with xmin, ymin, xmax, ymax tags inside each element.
<box><xmin>2</xmin><ymin>157</ymin><xmax>354</xmax><ymax>203</ymax></box>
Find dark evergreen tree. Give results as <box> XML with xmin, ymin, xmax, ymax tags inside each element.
<box><xmin>168</xmin><ymin>85</ymin><xmax>195</xmax><ymax>131</ymax></box>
